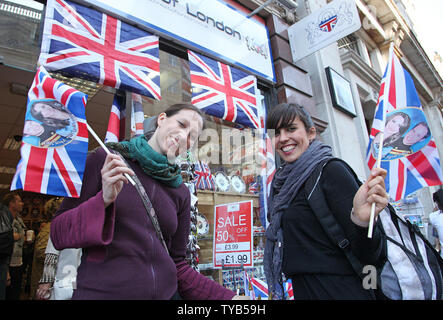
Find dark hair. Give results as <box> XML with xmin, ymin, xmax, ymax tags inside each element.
<box><xmin>410</xmin><ymin>122</ymin><xmax>431</xmax><ymax>141</ymax></box>
<box><xmin>145</xmin><ymin>103</ymin><xmax>206</xmax><ymax>138</ymax></box>
<box><xmin>44</xmin><ymin>197</ymin><xmax>64</xmax><ymax>218</ymax></box>
<box><xmin>266</xmin><ymin>103</ymin><xmax>314</xmax><ymax>132</ymax></box>
<box><xmin>383</xmin><ymin>112</ymin><xmax>411</xmax><ymax>146</ymax></box>
<box><xmin>2</xmin><ymin>192</ymin><xmax>20</xmax><ymax>207</ymax></box>
<box><xmin>433</xmin><ymin>189</ymin><xmax>443</xmax><ymax>211</ymax></box>
<box><xmin>30</xmin><ymin>100</ymin><xmax>70</xmax><ymax>129</ymax></box>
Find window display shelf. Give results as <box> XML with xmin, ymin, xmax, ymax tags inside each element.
<box><xmin>196</xmin><ymin>189</ymin><xmax>259</xmax><ymax>207</ymax></box>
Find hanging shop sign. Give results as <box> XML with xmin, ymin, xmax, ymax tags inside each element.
<box><xmin>288</xmin><ymin>0</ymin><xmax>361</xmax><ymax>62</ymax></box>
<box><xmin>213</xmin><ymin>200</ymin><xmax>253</xmax><ymax>268</ymax></box>
<box><xmin>83</xmin><ymin>0</ymin><xmax>275</xmax><ymax>83</ymax></box>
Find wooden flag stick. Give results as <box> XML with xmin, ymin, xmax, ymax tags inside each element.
<box><xmin>368</xmin><ymin>42</ymin><xmax>394</xmax><ymax>238</ymax></box>
<box><xmin>368</xmin><ymin>130</ymin><xmax>384</xmax><ymax>238</ymax></box>
<box><xmin>86</xmin><ymin>122</ymin><xmax>136</xmax><ymax>186</ymax></box>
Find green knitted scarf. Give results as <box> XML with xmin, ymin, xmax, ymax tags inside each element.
<box><xmin>106</xmin><ymin>135</ymin><xmax>182</xmax><ymax>188</ymax></box>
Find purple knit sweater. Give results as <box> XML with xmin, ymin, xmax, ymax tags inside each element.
<box><xmin>50</xmin><ymin>148</ymin><xmax>235</xmax><ymax>300</ymax></box>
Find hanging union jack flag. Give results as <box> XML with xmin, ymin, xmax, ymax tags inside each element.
<box><xmin>11</xmin><ymin>66</ymin><xmax>89</xmax><ymax>198</ymax></box>
<box><xmin>131</xmin><ymin>93</ymin><xmax>145</xmax><ymax>138</ymax></box>
<box><xmin>366</xmin><ymin>46</ymin><xmax>443</xmax><ymax>201</ymax></box>
<box><xmin>188</xmin><ymin>50</ymin><xmax>260</xmax><ymax>129</ymax></box>
<box><xmin>192</xmin><ymin>161</ymin><xmax>215</xmax><ymax>191</ymax></box>
<box><xmin>104</xmin><ymin>91</ymin><xmax>126</xmax><ymax>143</ymax></box>
<box><xmin>39</xmin><ymin>0</ymin><xmax>161</xmax><ymax>100</ymax></box>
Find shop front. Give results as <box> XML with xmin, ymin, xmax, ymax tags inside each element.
<box><xmin>0</xmin><ymin>0</ymin><xmax>290</xmax><ymax>296</ymax></box>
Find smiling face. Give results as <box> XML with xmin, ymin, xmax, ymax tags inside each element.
<box><xmin>385</xmin><ymin>114</ymin><xmax>407</xmax><ymax>137</ymax></box>
<box><xmin>403</xmin><ymin>122</ymin><xmax>429</xmax><ymax>146</ymax></box>
<box><xmin>273</xmin><ymin>116</ymin><xmax>316</xmax><ymax>163</ymax></box>
<box><xmin>149</xmin><ymin>108</ymin><xmax>203</xmax><ymax>161</ymax></box>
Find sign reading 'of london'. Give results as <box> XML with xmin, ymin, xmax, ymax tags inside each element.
<box><xmin>83</xmin><ymin>0</ymin><xmax>275</xmax><ymax>83</ymax></box>
<box><xmin>288</xmin><ymin>0</ymin><xmax>361</xmax><ymax>62</ymax></box>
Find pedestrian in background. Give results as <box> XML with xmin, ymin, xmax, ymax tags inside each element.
<box><xmin>3</xmin><ymin>192</ymin><xmax>25</xmax><ymax>300</ymax></box>
<box><xmin>429</xmin><ymin>189</ymin><xmax>443</xmax><ymax>258</ymax></box>
<box><xmin>0</xmin><ymin>200</ymin><xmax>14</xmax><ymax>300</ymax></box>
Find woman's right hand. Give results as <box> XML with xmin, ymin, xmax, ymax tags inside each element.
<box><xmin>101</xmin><ymin>153</ymin><xmax>135</xmax><ymax>208</ymax></box>
<box><xmin>36</xmin><ymin>283</ymin><xmax>52</xmax><ymax>300</ymax></box>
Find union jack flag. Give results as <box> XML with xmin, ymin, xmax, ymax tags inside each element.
<box><xmin>188</xmin><ymin>50</ymin><xmax>260</xmax><ymax>129</ymax></box>
<box><xmin>131</xmin><ymin>93</ymin><xmax>144</xmax><ymax>137</ymax></box>
<box><xmin>104</xmin><ymin>91</ymin><xmax>126</xmax><ymax>143</ymax></box>
<box><xmin>258</xmin><ymin>117</ymin><xmax>276</xmax><ymax>229</ymax></box>
<box><xmin>248</xmin><ymin>180</ymin><xmax>259</xmax><ymax>194</ymax></box>
<box><xmin>244</xmin><ymin>271</ymin><xmax>268</xmax><ymax>300</ymax></box>
<box><xmin>11</xmin><ymin>66</ymin><xmax>88</xmax><ymax>198</ymax></box>
<box><xmin>366</xmin><ymin>46</ymin><xmax>443</xmax><ymax>201</ymax></box>
<box><xmin>39</xmin><ymin>0</ymin><xmax>161</xmax><ymax>100</ymax></box>
<box><xmin>319</xmin><ymin>14</ymin><xmax>338</xmax><ymax>32</ymax></box>
<box><xmin>284</xmin><ymin>279</ymin><xmax>294</xmax><ymax>300</ymax></box>
<box><xmin>192</xmin><ymin>161</ymin><xmax>215</xmax><ymax>191</ymax></box>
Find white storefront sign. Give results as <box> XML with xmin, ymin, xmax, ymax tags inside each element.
<box><xmin>288</xmin><ymin>0</ymin><xmax>361</xmax><ymax>62</ymax></box>
<box><xmin>83</xmin><ymin>0</ymin><xmax>275</xmax><ymax>83</ymax></box>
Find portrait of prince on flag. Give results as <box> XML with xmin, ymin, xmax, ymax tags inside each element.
<box><xmin>372</xmin><ymin>107</ymin><xmax>431</xmax><ymax>161</ymax></box>
<box><xmin>22</xmin><ymin>99</ymin><xmax>78</xmax><ymax>148</ymax></box>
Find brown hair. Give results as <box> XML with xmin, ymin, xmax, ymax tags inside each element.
<box><xmin>266</xmin><ymin>103</ymin><xmax>315</xmax><ymax>133</ymax></box>
<box><xmin>2</xmin><ymin>192</ymin><xmax>20</xmax><ymax>207</ymax></box>
<box><xmin>145</xmin><ymin>103</ymin><xmax>206</xmax><ymax>137</ymax></box>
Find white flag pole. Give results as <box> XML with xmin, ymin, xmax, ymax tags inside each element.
<box><xmin>368</xmin><ymin>42</ymin><xmax>394</xmax><ymax>238</ymax></box>
<box><xmin>86</xmin><ymin>122</ymin><xmax>136</xmax><ymax>186</ymax></box>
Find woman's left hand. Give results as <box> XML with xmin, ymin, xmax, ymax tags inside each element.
<box><xmin>352</xmin><ymin>167</ymin><xmax>389</xmax><ymax>224</ymax></box>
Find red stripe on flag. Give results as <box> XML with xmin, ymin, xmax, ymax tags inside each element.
<box><xmin>395</xmin><ymin>160</ymin><xmax>405</xmax><ymax>201</ymax></box>
<box><xmin>24</xmin><ymin>147</ymin><xmax>47</xmax><ymax>193</ymax></box>
<box><xmin>367</xmin><ymin>154</ymin><xmax>376</xmax><ymax>170</ymax></box>
<box><xmin>60</xmin><ymin>88</ymin><xmax>77</xmax><ymax>106</ymax></box>
<box><xmin>121</xmin><ymin>66</ymin><xmax>161</xmax><ymax>100</ymax></box>
<box><xmin>55</xmin><ymin>0</ymin><xmax>100</xmax><ymax>39</ymax></box>
<box><xmin>370</xmin><ymin>128</ymin><xmax>380</xmax><ymax>137</ymax></box>
<box><xmin>129</xmin><ymin>40</ymin><xmax>159</xmax><ymax>51</ymax></box>
<box><xmin>53</xmin><ymin>150</ymin><xmax>79</xmax><ymax>197</ymax></box>
<box><xmin>41</xmin><ymin>77</ymin><xmax>56</xmax><ymax>99</ymax></box>
<box><xmin>46</xmin><ymin>51</ymin><xmax>90</xmax><ymax>64</ymax></box>
<box><xmin>77</xmin><ymin>122</ymin><xmax>88</xmax><ymax>139</ymax></box>
<box><xmin>107</xmin><ymin>112</ymin><xmax>120</xmax><ymax>137</ymax></box>
<box><xmin>388</xmin><ymin>59</ymin><xmax>396</xmax><ymax>108</ymax></box>
<box><xmin>191</xmin><ymin>91</ymin><xmax>219</xmax><ymax>105</ymax></box>
<box><xmin>407</xmin><ymin>151</ymin><xmax>442</xmax><ymax>185</ymax></box>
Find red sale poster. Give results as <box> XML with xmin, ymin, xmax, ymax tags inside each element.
<box><xmin>213</xmin><ymin>200</ymin><xmax>253</xmax><ymax>268</ymax></box>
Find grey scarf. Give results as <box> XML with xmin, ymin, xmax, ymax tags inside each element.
<box><xmin>263</xmin><ymin>140</ymin><xmax>333</xmax><ymax>299</ymax></box>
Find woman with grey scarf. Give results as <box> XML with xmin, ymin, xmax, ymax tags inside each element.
<box><xmin>263</xmin><ymin>103</ymin><xmax>388</xmax><ymax>300</ymax></box>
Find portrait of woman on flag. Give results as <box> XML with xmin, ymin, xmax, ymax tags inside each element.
<box><xmin>372</xmin><ymin>110</ymin><xmax>410</xmax><ymax>159</ymax></box>
<box><xmin>23</xmin><ymin>99</ymin><xmax>78</xmax><ymax>148</ymax></box>
<box><xmin>379</xmin><ymin>107</ymin><xmax>432</xmax><ymax>161</ymax></box>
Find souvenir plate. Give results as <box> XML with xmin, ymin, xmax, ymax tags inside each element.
<box><xmin>214</xmin><ymin>171</ymin><xmax>230</xmax><ymax>192</ymax></box>
<box><xmin>230</xmin><ymin>175</ymin><xmax>246</xmax><ymax>193</ymax></box>
<box><xmin>196</xmin><ymin>213</ymin><xmax>210</xmax><ymax>236</ymax></box>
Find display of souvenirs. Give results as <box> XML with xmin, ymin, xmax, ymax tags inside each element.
<box><xmin>230</xmin><ymin>175</ymin><xmax>246</xmax><ymax>193</ymax></box>
<box><xmin>214</xmin><ymin>171</ymin><xmax>230</xmax><ymax>192</ymax></box>
<box><xmin>196</xmin><ymin>213</ymin><xmax>210</xmax><ymax>236</ymax></box>
<box><xmin>248</xmin><ymin>180</ymin><xmax>259</xmax><ymax>194</ymax></box>
<box><xmin>192</xmin><ymin>161</ymin><xmax>215</xmax><ymax>191</ymax></box>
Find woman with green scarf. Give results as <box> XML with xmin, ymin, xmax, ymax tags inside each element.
<box><xmin>49</xmin><ymin>103</ymin><xmax>238</xmax><ymax>300</ymax></box>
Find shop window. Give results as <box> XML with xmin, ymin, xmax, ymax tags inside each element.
<box><xmin>136</xmin><ymin>47</ymin><xmax>271</xmax><ymax>286</ymax></box>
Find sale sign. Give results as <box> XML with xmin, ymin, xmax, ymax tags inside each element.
<box><xmin>213</xmin><ymin>200</ymin><xmax>253</xmax><ymax>268</ymax></box>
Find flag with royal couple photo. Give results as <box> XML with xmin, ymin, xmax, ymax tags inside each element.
<box><xmin>11</xmin><ymin>66</ymin><xmax>89</xmax><ymax>198</ymax></box>
<box><xmin>366</xmin><ymin>45</ymin><xmax>443</xmax><ymax>201</ymax></box>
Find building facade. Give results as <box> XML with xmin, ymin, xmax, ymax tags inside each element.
<box><xmin>0</xmin><ymin>0</ymin><xmax>442</xmax><ymax>291</ymax></box>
